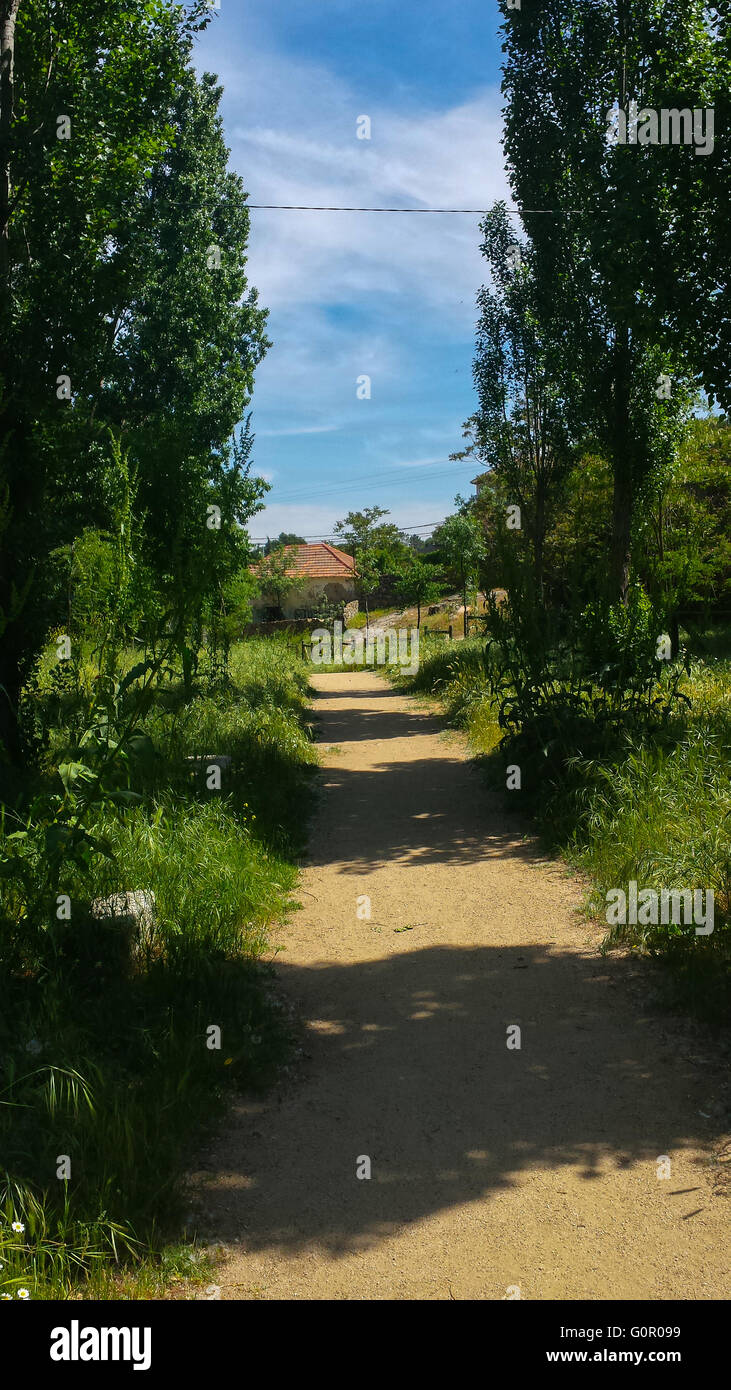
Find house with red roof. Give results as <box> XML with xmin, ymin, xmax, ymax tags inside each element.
<box><xmin>252</xmin><ymin>542</ymin><xmax>358</xmax><ymax>620</ymax></box>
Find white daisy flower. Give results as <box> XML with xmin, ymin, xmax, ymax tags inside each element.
<box><xmin>17</xmin><ymin>1289</ymin><xmax>29</xmax><ymax>1299</ymax></box>
<box><xmin>10</xmin><ymin>1222</ymin><xmax>24</xmax><ymax>1234</ymax></box>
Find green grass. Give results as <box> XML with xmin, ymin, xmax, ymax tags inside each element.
<box><xmin>301</xmin><ymin>623</ymin><xmax>460</xmax><ymax>676</ymax></box>
<box><xmin>395</xmin><ymin>638</ymin><xmax>730</xmax><ymax>1023</ymax></box>
<box><xmin>344</xmin><ymin>608</ymin><xmax>390</xmax><ymax>629</ymax></box>
<box><xmin>345</xmin><ymin>604</ymin><xmax>459</xmax><ymax>634</ymax></box>
<box><xmin>0</xmin><ymin>637</ymin><xmax>316</xmax><ymax>1298</ymax></box>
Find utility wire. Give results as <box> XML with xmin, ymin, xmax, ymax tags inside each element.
<box><xmin>270</xmin><ymin>459</ymin><xmax>470</xmax><ymax>506</ymax></box>
<box><xmin>249</xmin><ymin>520</ymin><xmax>446</xmax><ymax>541</ymax></box>
<box><xmin>248</xmin><ymin>203</ymin><xmax>583</xmax><ymax>214</ymax></box>
<box><xmin>263</xmin><ymin>473</ymin><xmax>469</xmax><ymax>509</ymax></box>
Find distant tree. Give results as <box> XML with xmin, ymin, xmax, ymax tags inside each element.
<box><xmin>407</xmin><ymin>534</ymin><xmax>437</xmax><ymax>554</ymax></box>
<box><xmin>433</xmin><ymin>509</ymin><xmax>486</xmax><ymax>636</ymax></box>
<box><xmin>353</xmin><ymin>547</ymin><xmax>383</xmax><ymax>634</ymax></box>
<box><xmin>636</xmin><ymin>415</ymin><xmax>731</xmax><ymax>627</ymax></box>
<box><xmin>255</xmin><ymin>544</ymin><xmax>302</xmax><ymax>618</ymax></box>
<box><xmin>394</xmin><ymin>555</ymin><xmax>443</xmax><ymax>628</ymax></box>
<box><xmin>210</xmin><ymin>565</ymin><xmax>259</xmax><ymax>658</ymax></box>
<box><xmin>333</xmin><ymin>507</ymin><xmax>403</xmax><ymax>567</ymax></box>
<box><xmin>263</xmin><ymin>532</ymin><xmax>306</xmax><ymax>555</ymax></box>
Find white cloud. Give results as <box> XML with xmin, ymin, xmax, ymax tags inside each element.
<box><xmin>194</xmin><ymin>25</ymin><xmax>507</xmax><ymax>523</ymax></box>
<box><xmin>198</xmin><ymin>38</ymin><xmax>508</xmax><ymax>320</ymax></box>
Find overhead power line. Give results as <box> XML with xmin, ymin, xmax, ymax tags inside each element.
<box><xmin>271</xmin><ymin>459</ymin><xmax>470</xmax><ymax>506</ymax></box>
<box><xmin>249</xmin><ymin>520</ymin><xmax>446</xmax><ymax>541</ymax></box>
<box><xmin>248</xmin><ymin>203</ymin><xmax>583</xmax><ymax>214</ymax></box>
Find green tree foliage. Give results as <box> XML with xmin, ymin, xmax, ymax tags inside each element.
<box><xmin>263</xmin><ymin>532</ymin><xmax>306</xmax><ymax>555</ymax></box>
<box><xmin>351</xmin><ymin>546</ymin><xmax>382</xmax><ymax>631</ymax></box>
<box><xmin>333</xmin><ymin>506</ymin><xmax>409</xmax><ymax>627</ymax></box>
<box><xmin>49</xmin><ymin>434</ymin><xmax>140</xmax><ymax>675</ymax></box>
<box><xmin>394</xmin><ymin>555</ymin><xmax>443</xmax><ymax>628</ymax></box>
<box><xmin>333</xmin><ymin>507</ymin><xmax>404</xmax><ymax>568</ymax></box>
<box><xmin>255</xmin><ymin>544</ymin><xmax>303</xmax><ymax>617</ymax></box>
<box><xmin>473</xmin><ymin>203</ymin><xmax>575</xmax><ymax>595</ymax></box>
<box><xmin>538</xmin><ymin>420</ymin><xmax>731</xmax><ymax>626</ymax></box>
<box><xmin>542</xmin><ymin>453</ymin><xmax>614</xmax><ymax>607</ymax></box>
<box><xmin>636</xmin><ymin>414</ymin><xmax>731</xmax><ymax>618</ymax></box>
<box><xmin>0</xmin><ymin>0</ymin><xmax>269</xmax><ymax>758</ymax></box>
<box><xmin>433</xmin><ymin>508</ymin><xmax>486</xmax><ymax>635</ymax></box>
<box><xmin>499</xmin><ymin>0</ymin><xmax>710</xmax><ymax>600</ymax></box>
<box><xmin>406</xmin><ymin>533</ymin><xmax>437</xmax><ymax>554</ymax></box>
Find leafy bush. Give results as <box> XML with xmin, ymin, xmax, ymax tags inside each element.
<box><xmin>0</xmin><ymin>637</ymin><xmax>314</xmax><ymax>1297</ymax></box>
<box><xmin>481</xmin><ymin>580</ymin><xmax>690</xmax><ymax>791</ymax></box>
<box><xmin>395</xmin><ymin>618</ymin><xmax>730</xmax><ymax>1022</ymax></box>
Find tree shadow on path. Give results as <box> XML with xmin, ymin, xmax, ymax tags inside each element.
<box><xmin>201</xmin><ymin>944</ymin><xmax>714</xmax><ymax>1258</ymax></box>
<box><xmin>307</xmin><ymin>680</ymin><xmax>534</xmax><ymax>869</ymax></box>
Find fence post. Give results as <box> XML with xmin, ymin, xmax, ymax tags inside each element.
<box><xmin>448</xmin><ymin>624</ymin><xmax>452</xmax><ymax>641</ymax></box>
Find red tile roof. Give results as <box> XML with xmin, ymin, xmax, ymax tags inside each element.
<box><xmin>288</xmin><ymin>542</ymin><xmax>356</xmax><ymax>577</ymax></box>
<box><xmin>258</xmin><ymin>542</ymin><xmax>357</xmax><ymax>579</ymax></box>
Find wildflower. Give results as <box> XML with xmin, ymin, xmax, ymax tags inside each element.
<box><xmin>10</xmin><ymin>1222</ymin><xmax>24</xmax><ymax>1234</ymax></box>
<box><xmin>17</xmin><ymin>1289</ymin><xmax>29</xmax><ymax>1300</ymax></box>
<box><xmin>1</xmin><ymin>1294</ymin><xmax>12</xmax><ymax>1301</ymax></box>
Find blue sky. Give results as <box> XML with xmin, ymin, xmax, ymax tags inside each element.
<box><xmin>194</xmin><ymin>1</ymin><xmax>509</xmax><ymax>542</ymax></box>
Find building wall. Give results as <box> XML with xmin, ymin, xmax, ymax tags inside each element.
<box><xmin>252</xmin><ymin>577</ymin><xmax>357</xmax><ymax>620</ymax></box>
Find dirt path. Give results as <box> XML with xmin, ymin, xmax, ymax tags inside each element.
<box><xmin>199</xmin><ymin>672</ymin><xmax>729</xmax><ymax>1300</ymax></box>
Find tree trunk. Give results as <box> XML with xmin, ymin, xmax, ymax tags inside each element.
<box><xmin>609</xmin><ymin>452</ymin><xmax>633</xmax><ymax>603</ymax></box>
<box><xmin>670</xmin><ymin>611</ymin><xmax>680</xmax><ymax>660</ymax></box>
<box><xmin>534</xmin><ymin>483</ymin><xmax>546</xmax><ymax>602</ymax></box>
<box><xmin>0</xmin><ymin>3</ymin><xmax>22</xmax><ymax>763</ymax></box>
<box><xmin>608</xmin><ymin>324</ymin><xmax>634</xmax><ymax>603</ymax></box>
<box><xmin>0</xmin><ymin>618</ymin><xmax>26</xmax><ymax>763</ymax></box>
<box><xmin>0</xmin><ymin>1</ymin><xmax>20</xmax><ymax>299</ymax></box>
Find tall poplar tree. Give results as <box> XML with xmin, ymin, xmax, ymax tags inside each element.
<box><xmin>473</xmin><ymin>203</ymin><xmax>575</xmax><ymax>597</ymax></box>
<box><xmin>499</xmin><ymin>0</ymin><xmax>722</xmax><ymax>600</ymax></box>
<box><xmin>0</xmin><ymin>1</ymin><xmax>269</xmax><ymax>758</ymax></box>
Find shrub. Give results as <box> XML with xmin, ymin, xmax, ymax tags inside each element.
<box><xmin>0</xmin><ymin>637</ymin><xmax>314</xmax><ymax>1297</ymax></box>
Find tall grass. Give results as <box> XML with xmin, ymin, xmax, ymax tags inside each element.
<box><xmin>0</xmin><ymin>637</ymin><xmax>316</xmax><ymax>1297</ymax></box>
<box><xmin>396</xmin><ymin>640</ymin><xmax>730</xmax><ymax>1022</ymax></box>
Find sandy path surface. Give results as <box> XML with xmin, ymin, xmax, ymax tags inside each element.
<box><xmin>199</xmin><ymin>672</ymin><xmax>729</xmax><ymax>1301</ymax></box>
